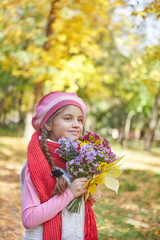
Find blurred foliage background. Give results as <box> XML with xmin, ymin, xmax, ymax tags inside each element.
<box><xmin>0</xmin><ymin>0</ymin><xmax>160</xmax><ymax>152</ymax></box>
<box><xmin>0</xmin><ymin>1</ymin><xmax>160</xmax><ymax>239</ymax></box>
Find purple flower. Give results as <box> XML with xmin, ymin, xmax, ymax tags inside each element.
<box><xmin>79</xmin><ymin>144</ymin><xmax>96</xmax><ymax>163</ymax></box>
<box><xmin>56</xmin><ymin>132</ymin><xmax>118</xmax><ymax>180</ymax></box>
<box><xmin>96</xmin><ymin>150</ymin><xmax>106</xmax><ymax>158</ymax></box>
<box><xmin>103</xmin><ymin>138</ymin><xmax>111</xmax><ymax>149</ymax></box>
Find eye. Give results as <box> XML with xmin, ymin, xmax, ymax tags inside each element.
<box><xmin>64</xmin><ymin>117</ymin><xmax>71</xmax><ymax>120</ymax></box>
<box><xmin>78</xmin><ymin>118</ymin><xmax>83</xmax><ymax>122</ymax></box>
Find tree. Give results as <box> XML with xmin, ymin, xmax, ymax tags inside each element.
<box><xmin>142</xmin><ymin>46</ymin><xmax>160</xmax><ymax>151</ymax></box>
<box><xmin>0</xmin><ymin>0</ymin><xmax>126</xmax><ymax>137</ymax></box>
<box><xmin>126</xmin><ymin>0</ymin><xmax>160</xmax><ymax>151</ymax></box>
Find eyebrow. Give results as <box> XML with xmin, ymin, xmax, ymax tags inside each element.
<box><xmin>62</xmin><ymin>114</ymin><xmax>83</xmax><ymax>118</ymax></box>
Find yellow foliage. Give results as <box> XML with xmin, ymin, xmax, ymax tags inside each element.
<box><xmin>2</xmin><ymin>96</ymin><xmax>13</xmax><ymax>111</ymax></box>
<box><xmin>113</xmin><ymin>1</ymin><xmax>126</xmax><ymax>7</ymax></box>
<box><xmin>149</xmin><ymin>69</ymin><xmax>160</xmax><ymax>80</ymax></box>
<box><xmin>0</xmin><ymin>0</ymin><xmax>128</xmax><ymax>99</ymax></box>
<box><xmin>84</xmin><ymin>156</ymin><xmax>124</xmax><ymax>200</ymax></box>
<box><xmin>132</xmin><ymin>11</ymin><xmax>146</xmax><ymax>19</ymax></box>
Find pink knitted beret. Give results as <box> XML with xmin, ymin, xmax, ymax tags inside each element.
<box><xmin>32</xmin><ymin>92</ymin><xmax>86</xmax><ymax>131</ymax></box>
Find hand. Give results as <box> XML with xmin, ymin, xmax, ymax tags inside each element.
<box><xmin>69</xmin><ymin>178</ymin><xmax>87</xmax><ymax>198</ymax></box>
<box><xmin>88</xmin><ymin>186</ymin><xmax>101</xmax><ymax>203</ymax></box>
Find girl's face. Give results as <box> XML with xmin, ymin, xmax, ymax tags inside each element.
<box><xmin>45</xmin><ymin>105</ymin><xmax>84</xmax><ymax>142</ymax></box>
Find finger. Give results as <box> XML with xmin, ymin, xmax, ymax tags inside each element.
<box><xmin>82</xmin><ymin>189</ymin><xmax>87</xmax><ymax>194</ymax></box>
<box><xmin>79</xmin><ymin>178</ymin><xmax>88</xmax><ymax>182</ymax></box>
<box><xmin>78</xmin><ymin>182</ymin><xmax>87</xmax><ymax>188</ymax></box>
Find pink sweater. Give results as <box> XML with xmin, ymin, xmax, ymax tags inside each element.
<box><xmin>21</xmin><ymin>164</ymin><xmax>74</xmax><ymax>229</ymax></box>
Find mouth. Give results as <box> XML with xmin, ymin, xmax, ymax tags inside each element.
<box><xmin>69</xmin><ymin>131</ymin><xmax>80</xmax><ymax>135</ymax></box>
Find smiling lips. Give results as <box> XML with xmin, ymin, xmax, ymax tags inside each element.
<box><xmin>70</xmin><ymin>130</ymin><xmax>79</xmax><ymax>135</ymax></box>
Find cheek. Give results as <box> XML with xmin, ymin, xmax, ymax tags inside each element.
<box><xmin>80</xmin><ymin>125</ymin><xmax>83</xmax><ymax>133</ymax></box>
<box><xmin>55</xmin><ymin>120</ymin><xmax>68</xmax><ymax>129</ymax></box>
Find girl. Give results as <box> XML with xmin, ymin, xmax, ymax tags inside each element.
<box><xmin>20</xmin><ymin>91</ymin><xmax>101</xmax><ymax>240</ymax></box>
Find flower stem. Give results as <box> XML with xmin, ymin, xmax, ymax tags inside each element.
<box><xmin>68</xmin><ymin>195</ymin><xmax>83</xmax><ymax>213</ymax></box>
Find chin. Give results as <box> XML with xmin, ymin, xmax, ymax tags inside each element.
<box><xmin>68</xmin><ymin>135</ymin><xmax>79</xmax><ymax>141</ymax></box>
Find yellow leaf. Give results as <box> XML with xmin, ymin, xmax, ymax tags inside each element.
<box><xmin>105</xmin><ymin>176</ymin><xmax>119</xmax><ymax>194</ymax></box>
<box><xmin>98</xmin><ymin>155</ymin><xmax>124</xmax><ymax>172</ymax></box>
<box><xmin>89</xmin><ymin>184</ymin><xmax>97</xmax><ymax>194</ymax></box>
<box><xmin>126</xmin><ymin>218</ymin><xmax>149</xmax><ymax>228</ymax></box>
<box><xmin>97</xmin><ymin>162</ymin><xmax>108</xmax><ymax>171</ymax></box>
<box><xmin>107</xmin><ymin>168</ymin><xmax>123</xmax><ymax>178</ymax></box>
<box><xmin>84</xmin><ymin>155</ymin><xmax>124</xmax><ymax>200</ymax></box>
<box><xmin>85</xmin><ymin>191</ymin><xmax>89</xmax><ymax>200</ymax></box>
<box><xmin>140</xmin><ymin>11</ymin><xmax>146</xmax><ymax>19</ymax></box>
<box><xmin>113</xmin><ymin>1</ymin><xmax>125</xmax><ymax>7</ymax></box>
<box><xmin>94</xmin><ymin>177</ymin><xmax>104</xmax><ymax>185</ymax></box>
<box><xmin>132</xmin><ymin>11</ymin><xmax>146</xmax><ymax>19</ymax></box>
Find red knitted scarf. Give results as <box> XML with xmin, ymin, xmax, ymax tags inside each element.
<box><xmin>27</xmin><ymin>131</ymin><xmax>98</xmax><ymax>240</ymax></box>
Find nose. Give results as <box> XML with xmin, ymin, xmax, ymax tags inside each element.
<box><xmin>72</xmin><ymin>119</ymin><xmax>79</xmax><ymax>127</ymax></box>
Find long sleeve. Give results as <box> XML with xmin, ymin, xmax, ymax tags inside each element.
<box><xmin>21</xmin><ymin>164</ymin><xmax>74</xmax><ymax>229</ymax></box>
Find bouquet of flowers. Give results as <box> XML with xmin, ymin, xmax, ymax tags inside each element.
<box><xmin>55</xmin><ymin>131</ymin><xmax>124</xmax><ymax>213</ymax></box>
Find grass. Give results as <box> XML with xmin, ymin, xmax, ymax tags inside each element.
<box><xmin>0</xmin><ymin>135</ymin><xmax>160</xmax><ymax>240</ymax></box>
<box><xmin>94</xmin><ymin>170</ymin><xmax>160</xmax><ymax>240</ymax></box>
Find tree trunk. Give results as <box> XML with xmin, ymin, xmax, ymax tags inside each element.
<box><xmin>18</xmin><ymin>96</ymin><xmax>23</xmax><ymax>131</ymax></box>
<box><xmin>84</xmin><ymin>103</ymin><xmax>96</xmax><ymax>133</ymax></box>
<box><xmin>0</xmin><ymin>85</ymin><xmax>15</xmax><ymax>110</ymax></box>
<box><xmin>2</xmin><ymin>112</ymin><xmax>7</xmax><ymax>128</ymax></box>
<box><xmin>124</xmin><ymin>112</ymin><xmax>133</xmax><ymax>140</ymax></box>
<box><xmin>32</xmin><ymin>0</ymin><xmax>59</xmax><ymax>109</ymax></box>
<box><xmin>24</xmin><ymin>1</ymin><xmax>59</xmax><ymax>141</ymax></box>
<box><xmin>24</xmin><ymin>112</ymin><xmax>35</xmax><ymax>142</ymax></box>
<box><xmin>122</xmin><ymin>112</ymin><xmax>133</xmax><ymax>148</ymax></box>
<box><xmin>145</xmin><ymin>87</ymin><xmax>160</xmax><ymax>152</ymax></box>
<box><xmin>24</xmin><ymin>82</ymin><xmax>45</xmax><ymax>141</ymax></box>
<box><xmin>44</xmin><ymin>0</ymin><xmax>59</xmax><ymax>51</ymax></box>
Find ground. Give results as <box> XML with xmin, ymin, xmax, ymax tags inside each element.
<box><xmin>0</xmin><ymin>136</ymin><xmax>159</xmax><ymax>240</ymax></box>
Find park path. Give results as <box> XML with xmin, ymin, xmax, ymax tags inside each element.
<box><xmin>114</xmin><ymin>146</ymin><xmax>160</xmax><ymax>174</ymax></box>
